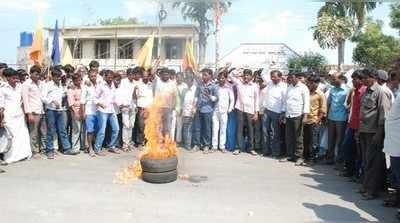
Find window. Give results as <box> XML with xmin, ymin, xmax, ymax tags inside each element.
<box><xmin>165</xmin><ymin>39</ymin><xmax>183</xmax><ymax>59</ymax></box>
<box><xmin>95</xmin><ymin>40</ymin><xmax>110</xmax><ymax>59</ymax></box>
<box><xmin>67</xmin><ymin>40</ymin><xmax>82</xmax><ymax>59</ymax></box>
<box><xmin>118</xmin><ymin>39</ymin><xmax>134</xmax><ymax>59</ymax></box>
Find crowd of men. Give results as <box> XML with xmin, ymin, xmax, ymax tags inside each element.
<box><xmin>1</xmin><ymin>59</ymin><xmax>400</xmax><ymax>216</ymax></box>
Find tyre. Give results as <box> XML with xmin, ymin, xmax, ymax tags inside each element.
<box><xmin>142</xmin><ymin>169</ymin><xmax>178</xmax><ymax>184</ymax></box>
<box><xmin>140</xmin><ymin>156</ymin><xmax>178</xmax><ymax>173</ymax></box>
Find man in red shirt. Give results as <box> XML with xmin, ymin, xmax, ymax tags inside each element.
<box><xmin>341</xmin><ymin>70</ymin><xmax>367</xmax><ymax>178</ymax></box>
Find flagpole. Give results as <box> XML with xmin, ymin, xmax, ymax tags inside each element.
<box><xmin>214</xmin><ymin>0</ymin><xmax>221</xmax><ymax>72</ymax></box>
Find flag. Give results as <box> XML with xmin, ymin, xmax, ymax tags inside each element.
<box><xmin>136</xmin><ymin>35</ymin><xmax>154</xmax><ymax>68</ymax></box>
<box><xmin>182</xmin><ymin>39</ymin><xmax>197</xmax><ymax>72</ymax></box>
<box><xmin>51</xmin><ymin>20</ymin><xmax>61</xmax><ymax>66</ymax></box>
<box><xmin>29</xmin><ymin>17</ymin><xmax>44</xmax><ymax>65</ymax></box>
<box><xmin>61</xmin><ymin>43</ymin><xmax>73</xmax><ymax>66</ymax></box>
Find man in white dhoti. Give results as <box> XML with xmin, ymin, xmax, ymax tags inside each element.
<box><xmin>0</xmin><ymin>68</ymin><xmax>32</xmax><ymax>164</ymax></box>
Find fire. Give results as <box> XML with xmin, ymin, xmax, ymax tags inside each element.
<box><xmin>114</xmin><ymin>96</ymin><xmax>178</xmax><ymax>184</ymax></box>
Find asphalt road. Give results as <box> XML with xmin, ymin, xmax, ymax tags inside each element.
<box><xmin>0</xmin><ymin>149</ymin><xmax>397</xmax><ymax>223</ymax></box>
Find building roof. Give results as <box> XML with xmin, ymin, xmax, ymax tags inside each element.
<box><xmin>46</xmin><ymin>24</ymin><xmax>199</xmax><ymax>32</ymax></box>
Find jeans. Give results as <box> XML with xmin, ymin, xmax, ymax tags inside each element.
<box><xmin>121</xmin><ymin>108</ymin><xmax>136</xmax><ymax>146</ymax></box>
<box><xmin>95</xmin><ymin>112</ymin><xmax>120</xmax><ymax>152</ymax></box>
<box><xmin>212</xmin><ymin>111</ymin><xmax>228</xmax><ymax>150</ymax></box>
<box><xmin>262</xmin><ymin>109</ymin><xmax>281</xmax><ymax>156</ymax></box>
<box><xmin>70</xmin><ymin>118</ymin><xmax>85</xmax><ymax>152</ymax></box>
<box><xmin>27</xmin><ymin>114</ymin><xmax>47</xmax><ymax>154</ymax></box>
<box><xmin>254</xmin><ymin>115</ymin><xmax>263</xmax><ymax>151</ymax></box>
<box><xmin>236</xmin><ymin>109</ymin><xmax>255</xmax><ymax>152</ymax></box>
<box><xmin>193</xmin><ymin>112</ymin><xmax>212</xmax><ymax>148</ymax></box>
<box><xmin>46</xmin><ymin>109</ymin><xmax>71</xmax><ymax>154</ymax></box>
<box><xmin>390</xmin><ymin>156</ymin><xmax>400</xmax><ymax>191</ymax></box>
<box><xmin>175</xmin><ymin>112</ymin><xmax>183</xmax><ymax>143</ymax></box>
<box><xmin>327</xmin><ymin>120</ymin><xmax>347</xmax><ymax>163</ymax></box>
<box><xmin>160</xmin><ymin>108</ymin><xmax>173</xmax><ymax>137</ymax></box>
<box><xmin>226</xmin><ymin>111</ymin><xmax>237</xmax><ymax>151</ymax></box>
<box><xmin>285</xmin><ymin>115</ymin><xmax>304</xmax><ymax>160</ymax></box>
<box><xmin>182</xmin><ymin>116</ymin><xmax>194</xmax><ymax>150</ymax></box>
<box><xmin>136</xmin><ymin>108</ymin><xmax>146</xmax><ymax>145</ymax></box>
<box><xmin>303</xmin><ymin>123</ymin><xmax>321</xmax><ymax>161</ymax></box>
<box><xmin>342</xmin><ymin>128</ymin><xmax>359</xmax><ymax>176</ymax></box>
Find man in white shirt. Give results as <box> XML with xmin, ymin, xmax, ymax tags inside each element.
<box><xmin>94</xmin><ymin>70</ymin><xmax>120</xmax><ymax>155</ymax></box>
<box><xmin>118</xmin><ymin>67</ymin><xmax>140</xmax><ymax>150</ymax></box>
<box><xmin>21</xmin><ymin>65</ymin><xmax>46</xmax><ymax>158</ymax></box>
<box><xmin>212</xmin><ymin>70</ymin><xmax>234</xmax><ymax>153</ymax></box>
<box><xmin>283</xmin><ymin>72</ymin><xmax>310</xmax><ymax>165</ymax></box>
<box><xmin>230</xmin><ymin>69</ymin><xmax>259</xmax><ymax>156</ymax></box>
<box><xmin>133</xmin><ymin>70</ymin><xmax>154</xmax><ymax>147</ymax></box>
<box><xmin>43</xmin><ymin>68</ymin><xmax>75</xmax><ymax>159</ymax></box>
<box><xmin>261</xmin><ymin>70</ymin><xmax>287</xmax><ymax>157</ymax></box>
<box><xmin>181</xmin><ymin>76</ymin><xmax>198</xmax><ymax>150</ymax></box>
<box><xmin>175</xmin><ymin>73</ymin><xmax>188</xmax><ymax>145</ymax></box>
<box><xmin>80</xmin><ymin>70</ymin><xmax>98</xmax><ymax>157</ymax></box>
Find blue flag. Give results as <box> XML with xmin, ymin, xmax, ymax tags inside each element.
<box><xmin>51</xmin><ymin>20</ymin><xmax>60</xmax><ymax>66</ymax></box>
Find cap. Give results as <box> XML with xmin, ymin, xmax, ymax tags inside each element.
<box><xmin>377</xmin><ymin>69</ymin><xmax>388</xmax><ymax>81</ymax></box>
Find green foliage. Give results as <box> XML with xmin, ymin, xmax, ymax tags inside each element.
<box><xmin>312</xmin><ymin>13</ymin><xmax>354</xmax><ymax>49</ymax></box>
<box><xmin>390</xmin><ymin>3</ymin><xmax>400</xmax><ymax>33</ymax></box>
<box><xmin>96</xmin><ymin>17</ymin><xmax>140</xmax><ymax>26</ymax></box>
<box><xmin>288</xmin><ymin>52</ymin><xmax>328</xmax><ymax>72</ymax></box>
<box><xmin>352</xmin><ymin>20</ymin><xmax>400</xmax><ymax>70</ymax></box>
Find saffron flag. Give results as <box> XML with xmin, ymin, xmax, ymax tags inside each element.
<box><xmin>29</xmin><ymin>18</ymin><xmax>44</xmax><ymax>65</ymax></box>
<box><xmin>136</xmin><ymin>35</ymin><xmax>154</xmax><ymax>68</ymax></box>
<box><xmin>61</xmin><ymin>43</ymin><xmax>73</xmax><ymax>66</ymax></box>
<box><xmin>51</xmin><ymin>20</ymin><xmax>61</xmax><ymax>65</ymax></box>
<box><xmin>182</xmin><ymin>39</ymin><xmax>197</xmax><ymax>72</ymax></box>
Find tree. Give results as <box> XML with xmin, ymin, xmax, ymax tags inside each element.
<box><xmin>173</xmin><ymin>0</ymin><xmax>231</xmax><ymax>65</ymax></box>
<box><xmin>288</xmin><ymin>52</ymin><xmax>328</xmax><ymax>72</ymax></box>
<box><xmin>312</xmin><ymin>1</ymin><xmax>377</xmax><ymax>69</ymax></box>
<box><xmin>352</xmin><ymin>20</ymin><xmax>400</xmax><ymax>70</ymax></box>
<box><xmin>390</xmin><ymin>3</ymin><xmax>400</xmax><ymax>33</ymax></box>
<box><xmin>95</xmin><ymin>17</ymin><xmax>140</xmax><ymax>26</ymax></box>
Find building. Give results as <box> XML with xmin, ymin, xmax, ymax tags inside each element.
<box><xmin>219</xmin><ymin>43</ymin><xmax>300</xmax><ymax>74</ymax></box>
<box><xmin>46</xmin><ymin>24</ymin><xmax>199</xmax><ymax>70</ymax></box>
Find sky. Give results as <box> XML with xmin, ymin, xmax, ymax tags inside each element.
<box><xmin>0</xmin><ymin>0</ymin><xmax>398</xmax><ymax>66</ymax></box>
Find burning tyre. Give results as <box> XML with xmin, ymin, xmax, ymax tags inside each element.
<box><xmin>141</xmin><ymin>156</ymin><xmax>178</xmax><ymax>184</ymax></box>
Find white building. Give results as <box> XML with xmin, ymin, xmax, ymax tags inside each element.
<box><xmin>219</xmin><ymin>43</ymin><xmax>300</xmax><ymax>74</ymax></box>
<box><xmin>46</xmin><ymin>24</ymin><xmax>199</xmax><ymax>70</ymax></box>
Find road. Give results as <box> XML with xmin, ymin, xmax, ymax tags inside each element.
<box><xmin>0</xmin><ymin>149</ymin><xmax>397</xmax><ymax>223</ymax></box>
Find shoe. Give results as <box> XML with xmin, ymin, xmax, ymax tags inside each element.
<box><xmin>203</xmin><ymin>147</ymin><xmax>210</xmax><ymax>154</ymax></box>
<box><xmin>211</xmin><ymin>148</ymin><xmax>218</xmax><ymax>153</ymax></box>
<box><xmin>362</xmin><ymin>193</ymin><xmax>377</xmax><ymax>200</ymax></box>
<box><xmin>191</xmin><ymin>146</ymin><xmax>200</xmax><ymax>153</ymax></box>
<box><xmin>233</xmin><ymin>150</ymin><xmax>240</xmax><ymax>155</ymax></box>
<box><xmin>295</xmin><ymin>158</ymin><xmax>305</xmax><ymax>166</ymax></box>
<box><xmin>63</xmin><ymin>150</ymin><xmax>79</xmax><ymax>155</ymax></box>
<box><xmin>287</xmin><ymin>157</ymin><xmax>296</xmax><ymax>162</ymax></box>
<box><xmin>220</xmin><ymin>149</ymin><xmax>227</xmax><ymax>153</ymax></box>
<box><xmin>108</xmin><ymin>148</ymin><xmax>121</xmax><ymax>154</ymax></box>
<box><xmin>249</xmin><ymin>150</ymin><xmax>258</xmax><ymax>156</ymax></box>
<box><xmin>46</xmin><ymin>153</ymin><xmax>55</xmax><ymax>159</ymax></box>
<box><xmin>95</xmin><ymin>150</ymin><xmax>107</xmax><ymax>156</ymax></box>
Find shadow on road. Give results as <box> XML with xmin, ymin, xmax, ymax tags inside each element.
<box><xmin>301</xmin><ymin>166</ymin><xmax>396</xmax><ymax>223</ymax></box>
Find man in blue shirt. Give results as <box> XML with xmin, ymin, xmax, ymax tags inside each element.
<box><xmin>326</xmin><ymin>72</ymin><xmax>349</xmax><ymax>165</ymax></box>
<box><xmin>192</xmin><ymin>68</ymin><xmax>217</xmax><ymax>154</ymax></box>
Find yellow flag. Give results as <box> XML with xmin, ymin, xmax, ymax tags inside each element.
<box><xmin>182</xmin><ymin>39</ymin><xmax>197</xmax><ymax>72</ymax></box>
<box><xmin>136</xmin><ymin>35</ymin><xmax>154</xmax><ymax>68</ymax></box>
<box><xmin>61</xmin><ymin>43</ymin><xmax>73</xmax><ymax>66</ymax></box>
<box><xmin>30</xmin><ymin>17</ymin><xmax>44</xmax><ymax>65</ymax></box>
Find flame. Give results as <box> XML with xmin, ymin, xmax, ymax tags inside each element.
<box><xmin>114</xmin><ymin>96</ymin><xmax>178</xmax><ymax>184</ymax></box>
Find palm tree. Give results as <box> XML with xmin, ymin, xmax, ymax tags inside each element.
<box><xmin>312</xmin><ymin>1</ymin><xmax>378</xmax><ymax>70</ymax></box>
<box><xmin>173</xmin><ymin>0</ymin><xmax>231</xmax><ymax>65</ymax></box>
